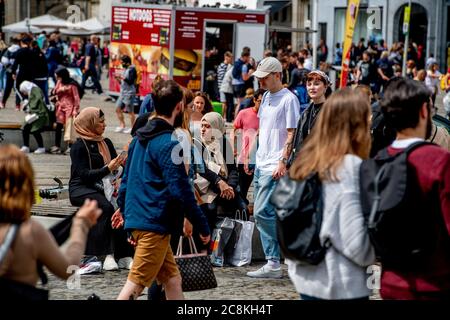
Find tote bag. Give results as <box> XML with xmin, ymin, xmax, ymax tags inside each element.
<box><xmin>174</xmin><ymin>236</ymin><xmax>217</xmax><ymax>292</ymax></box>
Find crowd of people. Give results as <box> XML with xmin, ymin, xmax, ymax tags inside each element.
<box><xmin>0</xmin><ymin>33</ymin><xmax>449</xmax><ymax>301</ymax></box>
<box><xmin>0</xmin><ymin>32</ymin><xmax>109</xmax><ymax>154</ymax></box>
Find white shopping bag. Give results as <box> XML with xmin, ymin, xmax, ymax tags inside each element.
<box><xmin>228</xmin><ymin>210</ymin><xmax>255</xmax><ymax>267</ymax></box>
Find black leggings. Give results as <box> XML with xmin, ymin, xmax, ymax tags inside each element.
<box><xmin>22</xmin><ymin>124</ymin><xmax>43</xmax><ymax>148</ymax></box>
<box><xmin>55</xmin><ymin>123</ymin><xmax>63</xmax><ymax>148</ymax></box>
<box><xmin>70</xmin><ymin>192</ymin><xmax>133</xmax><ymax>258</ymax></box>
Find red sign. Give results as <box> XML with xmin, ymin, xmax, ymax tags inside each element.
<box><xmin>112</xmin><ymin>6</ymin><xmax>171</xmax><ymax>47</ymax></box>
<box><xmin>110</xmin><ymin>6</ymin><xmax>172</xmax><ymax>96</ymax></box>
<box><xmin>109</xmin><ymin>6</ymin><xmax>266</xmax><ymax>94</ymax></box>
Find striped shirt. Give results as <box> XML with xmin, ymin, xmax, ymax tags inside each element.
<box><xmin>217</xmin><ymin>62</ymin><xmax>231</xmax><ymax>88</ymax></box>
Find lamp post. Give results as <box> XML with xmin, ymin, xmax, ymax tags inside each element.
<box><xmin>402</xmin><ymin>0</ymin><xmax>412</xmax><ymax>77</ymax></box>
<box><xmin>312</xmin><ymin>0</ymin><xmax>318</xmax><ymax>70</ymax></box>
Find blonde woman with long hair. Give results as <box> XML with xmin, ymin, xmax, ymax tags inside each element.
<box><xmin>287</xmin><ymin>88</ymin><xmax>376</xmax><ymax>300</ymax></box>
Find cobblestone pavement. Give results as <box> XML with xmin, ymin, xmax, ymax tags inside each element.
<box><xmin>42</xmin><ymin>263</ymin><xmax>300</xmax><ymax>300</ymax></box>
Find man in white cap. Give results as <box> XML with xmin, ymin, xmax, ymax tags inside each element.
<box><xmin>246</xmin><ymin>57</ymin><xmax>300</xmax><ymax>278</ymax></box>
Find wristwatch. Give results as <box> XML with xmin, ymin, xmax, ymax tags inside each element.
<box><xmin>279</xmin><ymin>156</ymin><xmax>288</xmax><ymax>164</ymax></box>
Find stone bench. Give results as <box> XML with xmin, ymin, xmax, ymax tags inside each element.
<box><xmin>0</xmin><ymin>122</ymin><xmax>68</xmax><ymax>151</ymax></box>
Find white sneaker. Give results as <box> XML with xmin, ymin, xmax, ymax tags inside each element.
<box><xmin>103</xmin><ymin>254</ymin><xmax>119</xmax><ymax>271</ymax></box>
<box><xmin>33</xmin><ymin>147</ymin><xmax>46</xmax><ymax>154</ymax></box>
<box><xmin>114</xmin><ymin>127</ymin><xmax>125</xmax><ymax>133</ymax></box>
<box><xmin>78</xmin><ymin>261</ymin><xmax>102</xmax><ymax>275</ymax></box>
<box><xmin>20</xmin><ymin>146</ymin><xmax>30</xmax><ymax>153</ymax></box>
<box><xmin>123</xmin><ymin>127</ymin><xmax>132</xmax><ymax>134</ymax></box>
<box><xmin>246</xmin><ymin>264</ymin><xmax>283</xmax><ymax>279</ymax></box>
<box><xmin>117</xmin><ymin>257</ymin><xmax>133</xmax><ymax>270</ymax></box>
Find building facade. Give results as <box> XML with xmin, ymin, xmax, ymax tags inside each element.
<box><xmin>316</xmin><ymin>0</ymin><xmax>447</xmax><ymax>70</ymax></box>
<box><xmin>256</xmin><ymin>0</ymin><xmax>312</xmax><ymax>51</ymax></box>
<box><xmin>4</xmin><ymin>0</ymin><xmax>100</xmax><ymax>26</ymax></box>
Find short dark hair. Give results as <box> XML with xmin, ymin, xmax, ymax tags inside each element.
<box><xmin>380</xmin><ymin>78</ymin><xmax>431</xmax><ymax>132</ymax></box>
<box><xmin>152</xmin><ymin>80</ymin><xmax>183</xmax><ymax>117</ymax></box>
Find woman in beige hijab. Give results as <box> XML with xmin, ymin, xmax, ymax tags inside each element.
<box><xmin>69</xmin><ymin>107</ymin><xmax>133</xmax><ymax>272</ymax></box>
<box><xmin>194</xmin><ymin>112</ymin><xmax>246</xmax><ymax>250</ymax></box>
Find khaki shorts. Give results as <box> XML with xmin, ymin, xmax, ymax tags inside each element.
<box><xmin>128</xmin><ymin>231</ymin><xmax>180</xmax><ymax>288</ymax></box>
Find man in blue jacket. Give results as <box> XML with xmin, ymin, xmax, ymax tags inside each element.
<box><xmin>116</xmin><ymin>80</ymin><xmax>210</xmax><ymax>300</ymax></box>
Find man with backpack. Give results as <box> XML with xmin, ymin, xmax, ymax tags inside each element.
<box><xmin>232</xmin><ymin>48</ymin><xmax>253</xmax><ymax>118</ymax></box>
<box><xmin>81</xmin><ymin>35</ymin><xmax>103</xmax><ymax>96</ymax></box>
<box><xmin>360</xmin><ymin>78</ymin><xmax>450</xmax><ymax>300</ymax></box>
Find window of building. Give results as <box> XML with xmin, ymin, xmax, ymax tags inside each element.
<box><xmin>282</xmin><ymin>7</ymin><xmax>288</xmax><ymax>22</ymax></box>
<box><xmin>334</xmin><ymin>7</ymin><xmax>383</xmax><ymax>47</ymax></box>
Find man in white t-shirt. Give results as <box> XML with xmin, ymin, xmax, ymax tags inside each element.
<box><xmin>246</xmin><ymin>57</ymin><xmax>300</xmax><ymax>278</ymax></box>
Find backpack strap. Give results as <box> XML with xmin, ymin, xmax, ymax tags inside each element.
<box><xmin>0</xmin><ymin>224</ymin><xmax>20</xmax><ymax>264</ymax></box>
<box><xmin>376</xmin><ymin>140</ymin><xmax>433</xmax><ymax>161</ymax></box>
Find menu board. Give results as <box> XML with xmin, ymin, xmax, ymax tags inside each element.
<box><xmin>109</xmin><ymin>6</ymin><xmax>173</xmax><ymax>96</ymax></box>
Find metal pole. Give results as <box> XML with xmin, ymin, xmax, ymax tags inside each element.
<box><xmin>402</xmin><ymin>0</ymin><xmax>412</xmax><ymax>77</ymax></box>
<box><xmin>312</xmin><ymin>0</ymin><xmax>318</xmax><ymax>69</ymax></box>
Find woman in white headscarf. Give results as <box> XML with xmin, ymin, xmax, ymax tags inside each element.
<box><xmin>194</xmin><ymin>112</ymin><xmax>246</xmax><ymax>250</ymax></box>
<box><xmin>19</xmin><ymin>81</ymin><xmax>50</xmax><ymax>154</ymax></box>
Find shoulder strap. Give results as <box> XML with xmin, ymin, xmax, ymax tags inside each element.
<box><xmin>80</xmin><ymin>138</ymin><xmax>92</xmax><ymax>170</ymax></box>
<box><xmin>403</xmin><ymin>141</ymin><xmax>434</xmax><ymax>154</ymax></box>
<box><xmin>430</xmin><ymin>126</ymin><xmax>438</xmax><ymax>144</ymax></box>
<box><xmin>376</xmin><ymin>141</ymin><xmax>432</xmax><ymax>161</ymax></box>
<box><xmin>0</xmin><ymin>224</ymin><xmax>20</xmax><ymax>265</ymax></box>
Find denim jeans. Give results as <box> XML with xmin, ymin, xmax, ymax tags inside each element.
<box><xmin>253</xmin><ymin>168</ymin><xmax>280</xmax><ymax>261</ymax></box>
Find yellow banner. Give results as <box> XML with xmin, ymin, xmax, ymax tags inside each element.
<box><xmin>403</xmin><ymin>5</ymin><xmax>411</xmax><ymax>34</ymax></box>
<box><xmin>404</xmin><ymin>5</ymin><xmax>411</xmax><ymax>24</ymax></box>
<box><xmin>340</xmin><ymin>0</ymin><xmax>360</xmax><ymax>88</ymax></box>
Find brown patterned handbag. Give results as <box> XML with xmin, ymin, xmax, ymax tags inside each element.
<box><xmin>174</xmin><ymin>236</ymin><xmax>217</xmax><ymax>292</ymax></box>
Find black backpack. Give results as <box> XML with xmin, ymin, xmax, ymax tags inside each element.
<box><xmin>360</xmin><ymin>141</ymin><xmax>439</xmax><ymax>270</ymax></box>
<box><xmin>270</xmin><ymin>173</ymin><xmax>330</xmax><ymax>265</ymax></box>
<box><xmin>69</xmin><ymin>79</ymin><xmax>84</xmax><ymax>100</ymax></box>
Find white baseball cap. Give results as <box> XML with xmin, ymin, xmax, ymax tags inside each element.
<box><xmin>253</xmin><ymin>57</ymin><xmax>283</xmax><ymax>79</ymax></box>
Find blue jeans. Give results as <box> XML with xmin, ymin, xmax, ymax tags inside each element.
<box><xmin>253</xmin><ymin>168</ymin><xmax>280</xmax><ymax>261</ymax></box>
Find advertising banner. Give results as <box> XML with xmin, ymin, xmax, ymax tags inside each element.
<box><xmin>109</xmin><ymin>6</ymin><xmax>172</xmax><ymax>95</ymax></box>
<box><xmin>340</xmin><ymin>0</ymin><xmax>360</xmax><ymax>88</ymax></box>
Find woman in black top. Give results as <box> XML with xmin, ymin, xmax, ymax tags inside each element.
<box><xmin>288</xmin><ymin>70</ymin><xmax>332</xmax><ymax>167</ymax></box>
<box><xmin>69</xmin><ymin>107</ymin><xmax>132</xmax><ymax>271</ymax></box>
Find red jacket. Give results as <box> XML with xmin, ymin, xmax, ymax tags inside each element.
<box><xmin>380</xmin><ymin>144</ymin><xmax>450</xmax><ymax>300</ymax></box>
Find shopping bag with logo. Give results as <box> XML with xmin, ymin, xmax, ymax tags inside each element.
<box><xmin>175</xmin><ymin>236</ymin><xmax>217</xmax><ymax>292</ymax></box>
<box><xmin>210</xmin><ymin>217</ymin><xmax>235</xmax><ymax>267</ymax></box>
<box><xmin>227</xmin><ymin>210</ymin><xmax>255</xmax><ymax>267</ymax></box>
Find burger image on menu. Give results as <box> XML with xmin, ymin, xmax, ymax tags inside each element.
<box><xmin>159</xmin><ymin>47</ymin><xmax>199</xmax><ymax>76</ymax></box>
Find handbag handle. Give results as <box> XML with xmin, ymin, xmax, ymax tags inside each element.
<box><xmin>235</xmin><ymin>209</ymin><xmax>248</xmax><ymax>221</ymax></box>
<box><xmin>176</xmin><ymin>236</ymin><xmax>199</xmax><ymax>256</ymax></box>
